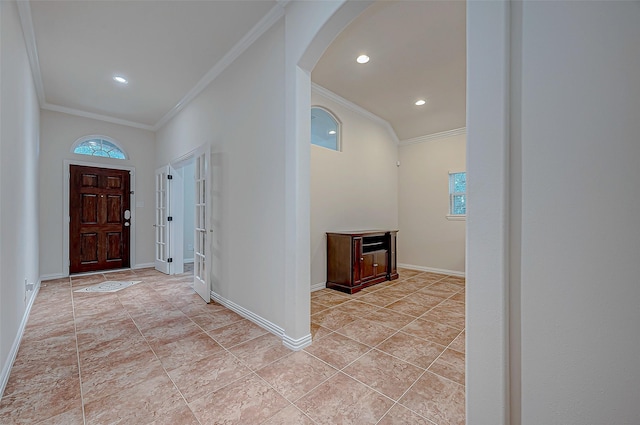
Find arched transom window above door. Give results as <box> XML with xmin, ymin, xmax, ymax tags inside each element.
<box><xmin>71</xmin><ymin>135</ymin><xmax>128</xmax><ymax>159</ymax></box>
<box><xmin>311</xmin><ymin>107</ymin><xmax>341</xmax><ymax>151</ymax></box>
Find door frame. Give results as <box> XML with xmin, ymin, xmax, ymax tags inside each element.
<box><xmin>63</xmin><ymin>159</ymin><xmax>136</xmax><ymax>276</ymax></box>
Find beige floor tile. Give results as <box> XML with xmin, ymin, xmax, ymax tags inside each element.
<box><xmin>376</xmin><ymin>331</ymin><xmax>446</xmax><ymax>369</ymax></box>
<box><xmin>378</xmin><ymin>404</ymin><xmax>435</xmax><ymax>425</ymax></box>
<box><xmin>429</xmin><ymin>358</ymin><xmax>465</xmax><ymax>386</ymax></box>
<box><xmin>310</xmin><ymin>322</ymin><xmax>333</xmax><ymax>341</ymax></box>
<box><xmin>207</xmin><ymin>318</ymin><xmax>269</xmax><ymax>348</ymax></box>
<box><xmin>153</xmin><ymin>331</ymin><xmax>223</xmax><ymax>371</ymax></box>
<box><xmin>262</xmin><ymin>404</ymin><xmax>316</xmax><ymax>425</ymax></box>
<box><xmin>304</xmin><ymin>332</ymin><xmax>370</xmax><ymax>369</ymax></box>
<box><xmin>343</xmin><ymin>349</ymin><xmax>424</xmax><ymax>400</ymax></box>
<box><xmin>295</xmin><ymin>372</ymin><xmax>394</xmax><ymax>425</ymax></box>
<box><xmin>167</xmin><ymin>350</ymin><xmax>251</xmax><ymax>403</ymax></box>
<box><xmin>189</xmin><ymin>374</ymin><xmax>289</xmax><ymax>425</ymax></box>
<box><xmin>83</xmin><ymin>372</ymin><xmax>185</xmax><ymax>425</ymax></box>
<box><xmin>311</xmin><ymin>308</ymin><xmax>360</xmax><ymax>331</ymax></box>
<box><xmin>0</xmin><ymin>375</ymin><xmax>81</xmax><ymax>424</ymax></box>
<box><xmin>449</xmin><ymin>330</ymin><xmax>465</xmax><ymax>353</ymax></box>
<box><xmin>257</xmin><ymin>351</ymin><xmax>337</xmax><ymax>401</ymax></box>
<box><xmin>81</xmin><ymin>350</ymin><xmax>166</xmax><ymax>403</ymax></box>
<box><xmin>401</xmin><ymin>318</ymin><xmax>461</xmax><ymax>346</ymax></box>
<box><xmin>400</xmin><ymin>371</ymin><xmax>465</xmax><ymax>425</ymax></box>
<box><xmin>363</xmin><ymin>307</ymin><xmax>415</xmax><ymax>330</ymax></box>
<box><xmin>335</xmin><ymin>318</ymin><xmax>398</xmax><ymax>347</ymax></box>
<box><xmin>228</xmin><ymin>333</ymin><xmax>292</xmax><ymax>371</ymax></box>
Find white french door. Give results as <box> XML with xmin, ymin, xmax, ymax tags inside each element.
<box><xmin>154</xmin><ymin>165</ymin><xmax>172</xmax><ymax>274</ymax></box>
<box><xmin>193</xmin><ymin>147</ymin><xmax>211</xmax><ymax>303</ymax></box>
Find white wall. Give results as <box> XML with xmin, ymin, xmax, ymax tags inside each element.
<box><xmin>39</xmin><ymin>110</ymin><xmax>156</xmax><ymax>278</ymax></box>
<box><xmin>398</xmin><ymin>133</ymin><xmax>466</xmax><ymax>274</ymax></box>
<box><xmin>0</xmin><ymin>0</ymin><xmax>41</xmax><ymax>392</ymax></box>
<box><xmin>515</xmin><ymin>2</ymin><xmax>640</xmax><ymax>423</ymax></box>
<box><xmin>156</xmin><ymin>22</ymin><xmax>287</xmax><ymax>331</ymax></box>
<box><xmin>468</xmin><ymin>1</ymin><xmax>640</xmax><ymax>424</ymax></box>
<box><xmin>310</xmin><ymin>90</ymin><xmax>398</xmax><ymax>287</ymax></box>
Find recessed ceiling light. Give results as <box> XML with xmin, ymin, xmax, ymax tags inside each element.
<box><xmin>113</xmin><ymin>75</ymin><xmax>128</xmax><ymax>84</ymax></box>
<box><xmin>356</xmin><ymin>54</ymin><xmax>370</xmax><ymax>64</ymax></box>
<box><xmin>328</xmin><ymin>130</ymin><xmax>337</xmax><ymax>135</ymax></box>
<box><xmin>415</xmin><ymin>99</ymin><xmax>426</xmax><ymax>106</ymax></box>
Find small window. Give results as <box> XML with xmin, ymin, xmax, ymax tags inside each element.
<box><xmin>72</xmin><ymin>136</ymin><xmax>127</xmax><ymax>159</ymax></box>
<box><xmin>448</xmin><ymin>172</ymin><xmax>467</xmax><ymax>218</ymax></box>
<box><xmin>311</xmin><ymin>107</ymin><xmax>340</xmax><ymax>151</ymax></box>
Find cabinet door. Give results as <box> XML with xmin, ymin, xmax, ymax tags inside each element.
<box><xmin>361</xmin><ymin>252</ymin><xmax>376</xmax><ymax>281</ymax></box>
<box><xmin>374</xmin><ymin>250</ymin><xmax>388</xmax><ymax>278</ymax></box>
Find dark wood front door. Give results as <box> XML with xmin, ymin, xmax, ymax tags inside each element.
<box><xmin>70</xmin><ymin>165</ymin><xmax>131</xmax><ymax>273</ymax></box>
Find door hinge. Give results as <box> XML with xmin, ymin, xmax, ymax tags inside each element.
<box><xmin>167</xmin><ymin>174</ymin><xmax>173</xmax><ymax>180</ymax></box>
<box><xmin>167</xmin><ymin>216</ymin><xmax>173</xmax><ymax>221</ymax></box>
<box><xmin>167</xmin><ymin>257</ymin><xmax>173</xmax><ymax>263</ymax></box>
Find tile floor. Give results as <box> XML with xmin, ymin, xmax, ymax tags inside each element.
<box><xmin>0</xmin><ymin>267</ymin><xmax>465</xmax><ymax>424</ymax></box>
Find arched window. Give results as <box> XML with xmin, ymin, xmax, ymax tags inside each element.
<box><xmin>71</xmin><ymin>135</ymin><xmax>127</xmax><ymax>159</ymax></box>
<box><xmin>311</xmin><ymin>106</ymin><xmax>341</xmax><ymax>151</ymax></box>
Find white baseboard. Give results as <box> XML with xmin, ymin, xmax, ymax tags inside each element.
<box><xmin>0</xmin><ymin>280</ymin><xmax>41</xmax><ymax>398</ymax></box>
<box><xmin>311</xmin><ymin>282</ymin><xmax>326</xmax><ymax>292</ymax></box>
<box><xmin>133</xmin><ymin>262</ymin><xmax>155</xmax><ymax>269</ymax></box>
<box><xmin>283</xmin><ymin>333</ymin><xmax>312</xmax><ymax>351</ymax></box>
<box><xmin>183</xmin><ymin>258</ymin><xmax>194</xmax><ymax>264</ymax></box>
<box><xmin>210</xmin><ymin>291</ymin><xmax>312</xmax><ymax>351</ymax></box>
<box><xmin>210</xmin><ymin>291</ymin><xmax>285</xmax><ymax>339</ymax></box>
<box><xmin>40</xmin><ymin>273</ymin><xmax>67</xmax><ymax>281</ymax></box>
<box><xmin>397</xmin><ymin>263</ymin><xmax>466</xmax><ymax>278</ymax></box>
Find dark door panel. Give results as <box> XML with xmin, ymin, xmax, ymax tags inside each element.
<box><xmin>70</xmin><ymin>165</ymin><xmax>130</xmax><ymax>273</ymax></box>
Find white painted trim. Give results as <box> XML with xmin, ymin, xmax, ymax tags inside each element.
<box><xmin>0</xmin><ymin>281</ymin><xmax>40</xmax><ymax>397</ymax></box>
<box><xmin>398</xmin><ymin>263</ymin><xmax>466</xmax><ymax>278</ymax></box>
<box><xmin>133</xmin><ymin>262</ymin><xmax>155</xmax><ymax>270</ymax></box>
<box><xmin>40</xmin><ymin>273</ymin><xmax>67</xmax><ymax>282</ymax></box>
<box><xmin>311</xmin><ymin>83</ymin><xmax>400</xmax><ymax>144</ymax></box>
<box><xmin>211</xmin><ymin>291</ymin><xmax>285</xmax><ymax>339</ymax></box>
<box><xmin>70</xmin><ymin>134</ymin><xmax>129</xmax><ymax>159</ymax></box>
<box><xmin>311</xmin><ymin>282</ymin><xmax>326</xmax><ymax>292</ymax></box>
<box><xmin>63</xmin><ymin>160</ymin><xmax>137</xmax><ymax>277</ymax></box>
<box><xmin>16</xmin><ymin>1</ymin><xmax>45</xmax><ymax>106</ymax></box>
<box><xmin>282</xmin><ymin>333</ymin><xmax>312</xmax><ymax>351</ymax></box>
<box><xmin>183</xmin><ymin>258</ymin><xmax>194</xmax><ymax>264</ymax></box>
<box><xmin>43</xmin><ymin>103</ymin><xmax>154</xmax><ymax>131</ymax></box>
<box><xmin>399</xmin><ymin>127</ymin><xmax>467</xmax><ymax>146</ymax></box>
<box><xmin>153</xmin><ymin>3</ymin><xmax>286</xmax><ymax>131</ymax></box>
<box><xmin>446</xmin><ymin>214</ymin><xmax>467</xmax><ymax>221</ymax></box>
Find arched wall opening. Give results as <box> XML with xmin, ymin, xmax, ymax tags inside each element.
<box><xmin>283</xmin><ymin>1</ymin><xmax>511</xmax><ymax>423</ymax></box>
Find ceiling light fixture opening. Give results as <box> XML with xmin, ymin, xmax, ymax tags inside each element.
<box><xmin>113</xmin><ymin>75</ymin><xmax>128</xmax><ymax>84</ymax></box>
<box><xmin>356</xmin><ymin>54</ymin><xmax>370</xmax><ymax>64</ymax></box>
<box><xmin>415</xmin><ymin>99</ymin><xmax>426</xmax><ymax>106</ymax></box>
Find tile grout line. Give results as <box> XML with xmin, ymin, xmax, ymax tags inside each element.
<box><xmin>69</xmin><ymin>276</ymin><xmax>88</xmax><ymax>425</ymax></box>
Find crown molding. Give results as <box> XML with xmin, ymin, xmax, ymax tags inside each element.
<box><xmin>399</xmin><ymin>127</ymin><xmax>467</xmax><ymax>146</ymax></box>
<box><xmin>16</xmin><ymin>0</ymin><xmax>45</xmax><ymax>106</ymax></box>
<box><xmin>42</xmin><ymin>103</ymin><xmax>155</xmax><ymax>131</ymax></box>
<box><xmin>152</xmin><ymin>2</ymin><xmax>286</xmax><ymax>131</ymax></box>
<box><xmin>311</xmin><ymin>83</ymin><xmax>400</xmax><ymax>144</ymax></box>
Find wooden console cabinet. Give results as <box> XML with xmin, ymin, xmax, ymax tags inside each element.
<box><xmin>326</xmin><ymin>230</ymin><xmax>398</xmax><ymax>294</ymax></box>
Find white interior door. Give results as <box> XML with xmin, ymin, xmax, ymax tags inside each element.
<box><xmin>193</xmin><ymin>147</ymin><xmax>210</xmax><ymax>303</ymax></box>
<box><xmin>154</xmin><ymin>165</ymin><xmax>172</xmax><ymax>274</ymax></box>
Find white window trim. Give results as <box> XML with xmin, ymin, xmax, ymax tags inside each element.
<box><xmin>448</xmin><ymin>170</ymin><xmax>467</xmax><ymax>220</ymax></box>
<box><xmin>71</xmin><ymin>134</ymin><xmax>129</xmax><ymax>160</ymax></box>
<box><xmin>310</xmin><ymin>105</ymin><xmax>342</xmax><ymax>152</ymax></box>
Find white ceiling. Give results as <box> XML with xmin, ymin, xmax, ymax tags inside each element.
<box><xmin>23</xmin><ymin>1</ymin><xmax>465</xmax><ymax>139</ymax></box>
<box><xmin>27</xmin><ymin>0</ymin><xmax>277</xmax><ymax>129</ymax></box>
<box><xmin>312</xmin><ymin>0</ymin><xmax>466</xmax><ymax>141</ymax></box>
